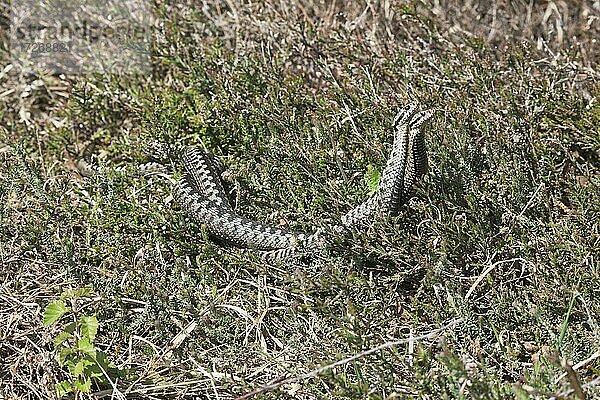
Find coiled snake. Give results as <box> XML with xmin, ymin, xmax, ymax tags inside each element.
<box><xmin>78</xmin><ymin>104</ymin><xmax>432</xmax><ymax>261</ymax></box>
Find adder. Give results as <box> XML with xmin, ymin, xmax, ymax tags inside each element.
<box><xmin>78</xmin><ymin>104</ymin><xmax>433</xmax><ymax>261</ymax></box>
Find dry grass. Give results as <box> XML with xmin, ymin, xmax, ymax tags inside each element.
<box><xmin>1</xmin><ymin>0</ymin><xmax>599</xmax><ymax>399</ymax></box>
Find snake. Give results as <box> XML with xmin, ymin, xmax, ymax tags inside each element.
<box><xmin>77</xmin><ymin>104</ymin><xmax>433</xmax><ymax>261</ymax></box>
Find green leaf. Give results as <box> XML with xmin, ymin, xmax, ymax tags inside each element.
<box><xmin>72</xmin><ymin>357</ymin><xmax>97</xmax><ymax>376</ymax></box>
<box><xmin>58</xmin><ymin>347</ymin><xmax>73</xmax><ymax>367</ymax></box>
<box><xmin>64</xmin><ymin>322</ymin><xmax>77</xmax><ymax>334</ymax></box>
<box><xmin>95</xmin><ymin>351</ymin><xmax>111</xmax><ymax>370</ymax></box>
<box><xmin>43</xmin><ymin>300</ymin><xmax>69</xmax><ymax>326</ymax></box>
<box><xmin>364</xmin><ymin>164</ymin><xmax>381</xmax><ymax>195</ymax></box>
<box><xmin>55</xmin><ymin>380</ymin><xmax>73</xmax><ymax>396</ymax></box>
<box><xmin>558</xmin><ymin>288</ymin><xmax>578</xmax><ymax>347</ymax></box>
<box><xmin>53</xmin><ymin>331</ymin><xmax>71</xmax><ymax>348</ymax></box>
<box><xmin>60</xmin><ymin>288</ymin><xmax>75</xmax><ymax>301</ymax></box>
<box><xmin>74</xmin><ymin>286</ymin><xmax>93</xmax><ymax>298</ymax></box>
<box><xmin>74</xmin><ymin>377</ymin><xmax>92</xmax><ymax>393</ymax></box>
<box><xmin>77</xmin><ymin>337</ymin><xmax>96</xmax><ymax>356</ymax></box>
<box><xmin>94</xmin><ymin>351</ymin><xmax>120</xmax><ymax>379</ymax></box>
<box><xmin>60</xmin><ymin>286</ymin><xmax>92</xmax><ymax>301</ymax></box>
<box><xmin>72</xmin><ymin>359</ymin><xmax>85</xmax><ymax>376</ymax></box>
<box><xmin>85</xmin><ymin>361</ymin><xmax>106</xmax><ymax>379</ymax></box>
<box><xmin>80</xmin><ymin>315</ymin><xmax>99</xmax><ymax>342</ymax></box>
<box><xmin>67</xmin><ymin>360</ymin><xmax>78</xmax><ymax>375</ymax></box>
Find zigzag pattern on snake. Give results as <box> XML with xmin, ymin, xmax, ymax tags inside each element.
<box><xmin>78</xmin><ymin>104</ymin><xmax>433</xmax><ymax>261</ymax></box>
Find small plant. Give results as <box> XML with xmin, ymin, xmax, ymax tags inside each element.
<box><xmin>364</xmin><ymin>164</ymin><xmax>381</xmax><ymax>196</ymax></box>
<box><xmin>43</xmin><ymin>287</ymin><xmax>124</xmax><ymax>397</ymax></box>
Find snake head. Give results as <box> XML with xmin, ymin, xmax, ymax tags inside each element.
<box><xmin>392</xmin><ymin>102</ymin><xmax>418</xmax><ymax>129</ymax></box>
<box><xmin>408</xmin><ymin>109</ymin><xmax>434</xmax><ymax>130</ymax></box>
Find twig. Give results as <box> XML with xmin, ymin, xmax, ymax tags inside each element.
<box><xmin>554</xmin><ymin>351</ymin><xmax>600</xmax><ymax>385</ymax></box>
<box><xmin>551</xmin><ymin>376</ymin><xmax>600</xmax><ymax>400</ymax></box>
<box><xmin>234</xmin><ymin>318</ymin><xmax>464</xmax><ymax>400</ymax></box>
<box><xmin>517</xmin><ymin>182</ymin><xmax>545</xmax><ymax>219</ymax></box>
<box><xmin>561</xmin><ymin>358</ymin><xmax>585</xmax><ymax>400</ymax></box>
<box><xmin>124</xmin><ymin>278</ymin><xmax>240</xmax><ymax>395</ymax></box>
<box><xmin>465</xmin><ymin>257</ymin><xmax>531</xmax><ymax>300</ymax></box>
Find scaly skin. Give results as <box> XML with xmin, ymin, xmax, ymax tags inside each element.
<box><xmin>79</xmin><ymin>104</ymin><xmax>432</xmax><ymax>261</ymax></box>
<box><xmin>176</xmin><ymin>105</ymin><xmax>432</xmax><ymax>259</ymax></box>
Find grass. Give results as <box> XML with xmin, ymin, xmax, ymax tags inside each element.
<box><xmin>1</xmin><ymin>0</ymin><xmax>599</xmax><ymax>399</ymax></box>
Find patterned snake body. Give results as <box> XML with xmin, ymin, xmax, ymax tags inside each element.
<box><xmin>79</xmin><ymin>104</ymin><xmax>432</xmax><ymax>260</ymax></box>
<box><xmin>341</xmin><ymin>104</ymin><xmax>431</xmax><ymax>226</ymax></box>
